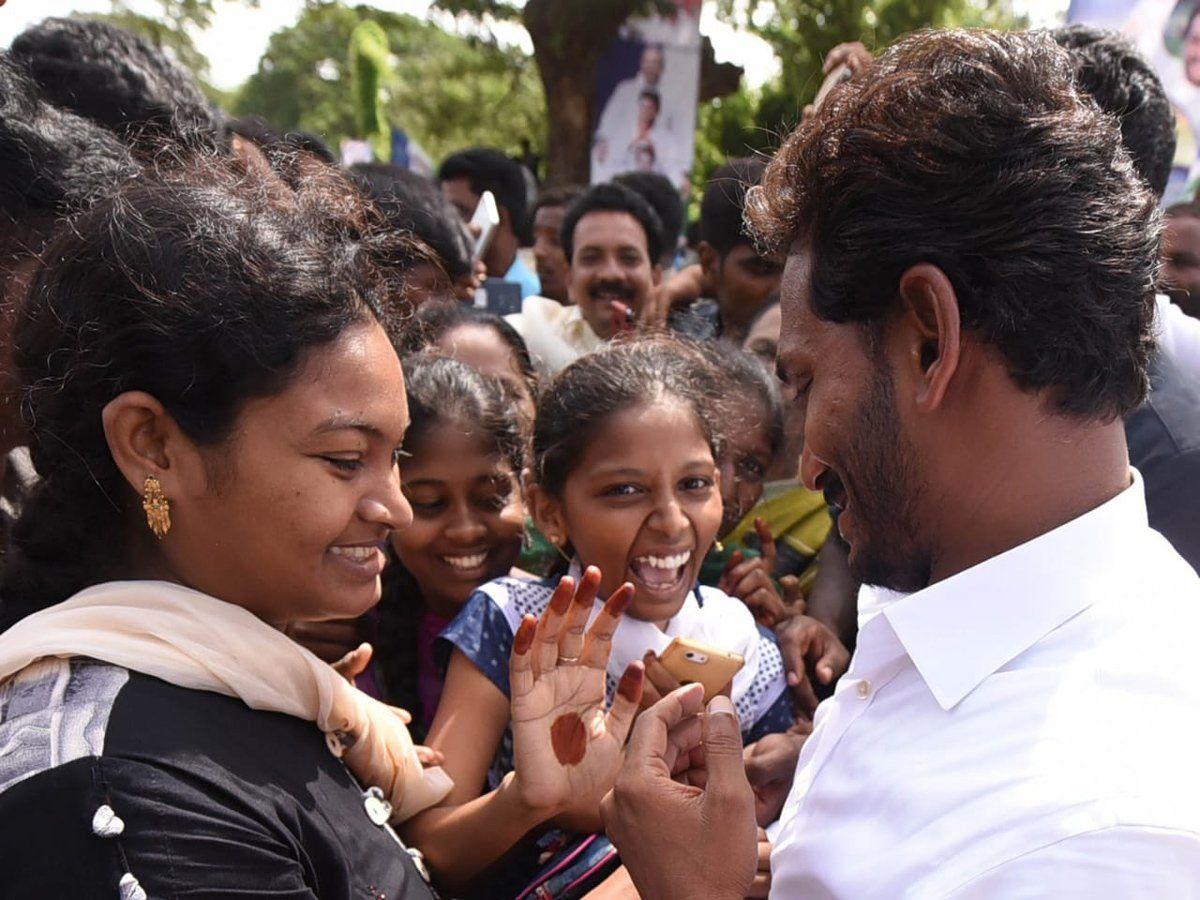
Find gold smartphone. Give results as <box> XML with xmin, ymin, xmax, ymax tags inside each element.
<box><xmin>657</xmin><ymin>637</ymin><xmax>745</xmax><ymax>701</ymax></box>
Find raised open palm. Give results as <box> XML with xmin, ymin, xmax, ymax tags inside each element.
<box><xmin>509</xmin><ymin>566</ymin><xmax>644</xmax><ymax>817</ymax></box>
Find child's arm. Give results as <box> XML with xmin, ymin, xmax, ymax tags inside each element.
<box><xmin>400</xmin><ymin>650</ymin><xmax>551</xmax><ymax>891</ymax></box>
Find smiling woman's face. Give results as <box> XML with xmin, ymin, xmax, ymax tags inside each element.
<box><xmin>163</xmin><ymin>320</ymin><xmax>414</xmax><ymax>625</ymax></box>
<box><xmin>545</xmin><ymin>398</ymin><xmax>722</xmax><ymax>624</ymax></box>
<box><xmin>390</xmin><ymin>420</ymin><xmax>525</xmax><ymax>615</ymax></box>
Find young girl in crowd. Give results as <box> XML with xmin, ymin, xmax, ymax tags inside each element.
<box><xmin>699</xmin><ymin>342</ymin><xmax>834</xmax><ymax>626</ymax></box>
<box><xmin>403</xmin><ymin>336</ymin><xmax>794</xmax><ymax>897</ymax></box>
<box><xmin>376</xmin><ymin>352</ymin><xmax>527</xmax><ymax>737</ymax></box>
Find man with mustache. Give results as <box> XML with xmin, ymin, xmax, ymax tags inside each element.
<box><xmin>506</xmin><ymin>182</ymin><xmax>662</xmax><ymax>375</ymax></box>
<box><xmin>601</xmin><ymin>29</ymin><xmax>1200</xmax><ymax>897</ymax></box>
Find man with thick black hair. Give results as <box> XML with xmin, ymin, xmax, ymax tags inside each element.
<box><xmin>438</xmin><ymin>146</ymin><xmax>539</xmax><ymax>299</ymax></box>
<box><xmin>351</xmin><ymin>163</ymin><xmax>477</xmax><ymax>305</ymax></box>
<box><xmin>1049</xmin><ymin>24</ymin><xmax>1200</xmax><ymax>573</ymax></box>
<box><xmin>613</xmin><ymin>170</ymin><xmax>683</xmax><ymax>268</ymax></box>
<box><xmin>604</xmin><ymin>30</ymin><xmax>1200</xmax><ymax>897</ymax></box>
<box><xmin>506</xmin><ymin>182</ymin><xmax>662</xmax><ymax>374</ymax></box>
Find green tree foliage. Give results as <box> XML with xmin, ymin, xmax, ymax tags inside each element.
<box><xmin>349</xmin><ymin>20</ymin><xmax>392</xmax><ymax>161</ymax></box>
<box><xmin>231</xmin><ymin>2</ymin><xmax>544</xmax><ymax>165</ymax></box>
<box><xmin>694</xmin><ymin>0</ymin><xmax>1027</xmax><ymax>195</ymax></box>
<box><xmin>69</xmin><ymin>0</ymin><xmax>257</xmax><ymax>102</ymax></box>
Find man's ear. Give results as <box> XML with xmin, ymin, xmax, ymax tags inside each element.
<box><xmin>698</xmin><ymin>241</ymin><xmax>720</xmax><ymax>284</ymax></box>
<box><xmin>101</xmin><ymin>391</ymin><xmax>206</xmax><ymax>504</ymax></box>
<box><xmin>896</xmin><ymin>263</ymin><xmax>962</xmax><ymax>412</ymax></box>
<box><xmin>522</xmin><ymin>470</ymin><xmax>567</xmax><ymax>547</ymax></box>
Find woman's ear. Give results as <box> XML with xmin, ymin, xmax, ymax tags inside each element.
<box><xmin>522</xmin><ymin>471</ymin><xmax>567</xmax><ymax>547</ymax></box>
<box><xmin>101</xmin><ymin>391</ymin><xmax>205</xmax><ymax>502</ymax></box>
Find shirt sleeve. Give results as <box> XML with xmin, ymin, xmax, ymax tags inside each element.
<box><xmin>436</xmin><ymin>588</ymin><xmax>515</xmax><ymax>698</ymax></box>
<box><xmin>946</xmin><ymin>826</ymin><xmax>1200</xmax><ymax>899</ymax></box>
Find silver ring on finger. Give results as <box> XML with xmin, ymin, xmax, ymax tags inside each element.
<box><xmin>557</xmin><ymin>655</ymin><xmax>581</xmax><ymax>665</ymax></box>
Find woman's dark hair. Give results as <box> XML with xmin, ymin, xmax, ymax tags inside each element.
<box><xmin>0</xmin><ymin>52</ymin><xmax>137</xmax><ymax>260</ymax></box>
<box><xmin>351</xmin><ymin>163</ymin><xmax>473</xmax><ymax>280</ymax></box>
<box><xmin>700</xmin><ymin>342</ymin><xmax>783</xmax><ymax>461</ymax></box>
<box><xmin>532</xmin><ymin>334</ymin><xmax>724</xmax><ymax>497</ymax></box>
<box><xmin>1</xmin><ymin>156</ymin><xmax>412</xmax><ymax>626</ymax></box>
<box><xmin>401</xmin><ymin>352</ymin><xmax>526</xmax><ymax>473</ymax></box>
<box><xmin>377</xmin><ymin>352</ymin><xmax>526</xmax><ymax>733</ymax></box>
<box><xmin>10</xmin><ymin>17</ymin><xmax>220</xmax><ymax>155</ymax></box>
<box><xmin>747</xmin><ymin>29</ymin><xmax>1160</xmax><ymax>421</ymax></box>
<box><xmin>560</xmin><ymin>181</ymin><xmax>663</xmax><ymax>265</ymax></box>
<box><xmin>399</xmin><ymin>302</ymin><xmax>536</xmax><ymax>391</ymax></box>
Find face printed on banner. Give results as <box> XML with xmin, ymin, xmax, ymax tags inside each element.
<box><xmin>777</xmin><ymin>249</ymin><xmax>932</xmax><ymax>592</ymax></box>
<box><xmin>640</xmin><ymin>45</ymin><xmax>665</xmax><ymax>86</ymax></box>
<box><xmin>1187</xmin><ymin>12</ymin><xmax>1200</xmax><ymax>87</ymax></box>
<box><xmin>567</xmin><ymin>210</ymin><xmax>660</xmax><ymax>339</ymax></box>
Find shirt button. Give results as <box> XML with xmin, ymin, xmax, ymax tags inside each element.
<box><xmin>856</xmin><ymin>679</ymin><xmax>871</xmax><ymax>699</ymax></box>
<box><xmin>363</xmin><ymin>786</ymin><xmax>393</xmax><ymax>826</ymax></box>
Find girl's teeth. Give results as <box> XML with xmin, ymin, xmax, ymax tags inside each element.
<box><xmin>445</xmin><ymin>553</ymin><xmax>487</xmax><ymax>570</ymax></box>
<box><xmin>636</xmin><ymin>551</ymin><xmax>692</xmax><ymax>570</ymax></box>
<box><xmin>331</xmin><ymin>545</ymin><xmax>376</xmax><ymax>561</ymax></box>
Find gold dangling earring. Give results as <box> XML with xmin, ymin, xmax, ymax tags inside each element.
<box><xmin>714</xmin><ymin>539</ymin><xmax>725</xmax><ymax>553</ymax></box>
<box><xmin>142</xmin><ymin>475</ymin><xmax>171</xmax><ymax>539</ymax></box>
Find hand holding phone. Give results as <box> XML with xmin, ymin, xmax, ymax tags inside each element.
<box><xmin>469</xmin><ymin>190</ymin><xmax>500</xmax><ymax>263</ymax></box>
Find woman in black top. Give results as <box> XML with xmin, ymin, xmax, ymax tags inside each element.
<box><xmin>0</xmin><ymin>151</ymin><xmax>644</xmax><ymax>898</ymax></box>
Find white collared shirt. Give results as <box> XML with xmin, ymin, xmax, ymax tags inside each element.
<box><xmin>771</xmin><ymin>471</ymin><xmax>1200</xmax><ymax>898</ymax></box>
<box><xmin>505</xmin><ymin>295</ymin><xmax>603</xmax><ymax>377</ymax></box>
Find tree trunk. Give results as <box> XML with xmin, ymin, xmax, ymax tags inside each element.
<box><xmin>523</xmin><ymin>0</ymin><xmax>653</xmax><ymax>187</ymax></box>
<box><xmin>535</xmin><ymin>56</ymin><xmax>596</xmax><ymax>187</ymax></box>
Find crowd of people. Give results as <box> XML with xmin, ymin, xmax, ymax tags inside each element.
<box><xmin>0</xmin><ymin>12</ymin><xmax>1198</xmax><ymax>900</ymax></box>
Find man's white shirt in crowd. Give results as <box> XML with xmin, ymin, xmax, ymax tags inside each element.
<box><xmin>770</xmin><ymin>470</ymin><xmax>1200</xmax><ymax>898</ymax></box>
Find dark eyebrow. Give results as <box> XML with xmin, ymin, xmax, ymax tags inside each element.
<box><xmin>312</xmin><ymin>414</ymin><xmax>386</xmax><ymax>441</ymax></box>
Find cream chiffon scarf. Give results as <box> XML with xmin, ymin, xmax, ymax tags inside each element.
<box><xmin>0</xmin><ymin>579</ymin><xmax>452</xmax><ymax>822</ymax></box>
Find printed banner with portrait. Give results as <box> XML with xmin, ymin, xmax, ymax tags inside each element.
<box><xmin>589</xmin><ymin>0</ymin><xmax>702</xmax><ymax>195</ymax></box>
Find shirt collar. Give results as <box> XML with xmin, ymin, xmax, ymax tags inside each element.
<box><xmin>882</xmin><ymin>469</ymin><xmax>1147</xmax><ymax>711</ymax></box>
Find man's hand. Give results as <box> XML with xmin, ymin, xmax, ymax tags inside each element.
<box><xmin>601</xmin><ymin>686</ymin><xmax>758</xmax><ymax>900</ymax></box>
<box><xmin>775</xmin><ymin>614</ymin><xmax>851</xmax><ymax>719</ymax></box>
<box><xmin>744</xmin><ymin>730</ymin><xmax>807</xmax><ymax>825</ymax></box>
<box><xmin>823</xmin><ymin>40</ymin><xmax>873</xmax><ymax>75</ymax></box>
<box><xmin>749</xmin><ymin>828</ymin><xmax>773</xmax><ymax>898</ymax></box>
